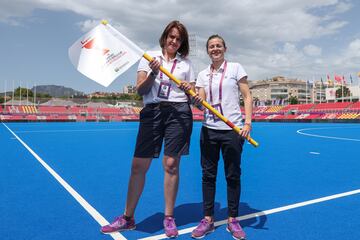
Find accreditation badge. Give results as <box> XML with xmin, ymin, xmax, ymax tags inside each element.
<box><xmin>211</xmin><ymin>103</ymin><xmax>223</xmax><ymax>122</ymax></box>
<box><xmin>157</xmin><ymin>81</ymin><xmax>171</xmax><ymax>99</ymax></box>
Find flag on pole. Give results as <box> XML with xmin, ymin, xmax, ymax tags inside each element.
<box><xmin>334</xmin><ymin>74</ymin><xmax>342</xmax><ymax>84</ymax></box>
<box><xmin>68</xmin><ymin>20</ymin><xmax>144</xmax><ymax>87</ymax></box>
<box><xmin>326</xmin><ymin>74</ymin><xmax>332</xmax><ymax>86</ymax></box>
<box><xmin>68</xmin><ymin>20</ymin><xmax>259</xmax><ymax>147</ymax></box>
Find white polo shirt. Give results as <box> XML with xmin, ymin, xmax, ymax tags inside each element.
<box><xmin>196</xmin><ymin>61</ymin><xmax>247</xmax><ymax>130</ymax></box>
<box><xmin>137</xmin><ymin>50</ymin><xmax>195</xmax><ymax>104</ymax></box>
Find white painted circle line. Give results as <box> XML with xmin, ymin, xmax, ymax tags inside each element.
<box><xmin>297</xmin><ymin>127</ymin><xmax>360</xmax><ymax>142</ymax></box>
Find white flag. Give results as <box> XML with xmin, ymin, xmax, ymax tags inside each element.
<box><xmin>69</xmin><ymin>22</ymin><xmax>144</xmax><ymax>87</ymax></box>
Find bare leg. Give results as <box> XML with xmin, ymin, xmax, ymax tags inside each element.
<box><xmin>163</xmin><ymin>155</ymin><xmax>180</xmax><ymax>216</ymax></box>
<box><xmin>124</xmin><ymin>157</ymin><xmax>152</xmax><ymax>217</ymax></box>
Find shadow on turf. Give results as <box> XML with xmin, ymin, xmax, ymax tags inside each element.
<box><xmin>136</xmin><ymin>202</ymin><xmax>267</xmax><ymax>233</ymax></box>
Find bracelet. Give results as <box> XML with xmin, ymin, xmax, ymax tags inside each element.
<box><xmin>150</xmin><ymin>71</ymin><xmax>158</xmax><ymax>77</ymax></box>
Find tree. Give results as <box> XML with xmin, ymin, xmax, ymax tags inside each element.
<box><xmin>335</xmin><ymin>86</ymin><xmax>350</xmax><ymax>99</ymax></box>
<box><xmin>14</xmin><ymin>87</ymin><xmax>34</xmax><ymax>97</ymax></box>
<box><xmin>288</xmin><ymin>96</ymin><xmax>298</xmax><ymax>105</ymax></box>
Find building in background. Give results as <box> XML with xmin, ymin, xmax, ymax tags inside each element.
<box><xmin>250</xmin><ymin>76</ymin><xmax>309</xmax><ymax>105</ymax></box>
<box><xmin>123</xmin><ymin>85</ymin><xmax>136</xmax><ymax>94</ymax></box>
<box><xmin>250</xmin><ymin>76</ymin><xmax>329</xmax><ymax>105</ymax></box>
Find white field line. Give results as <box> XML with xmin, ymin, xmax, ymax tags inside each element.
<box><xmin>297</xmin><ymin>127</ymin><xmax>360</xmax><ymax>142</ymax></box>
<box><xmin>2</xmin><ymin>123</ymin><xmax>126</xmax><ymax>240</ymax></box>
<box><xmin>139</xmin><ymin>189</ymin><xmax>360</xmax><ymax>240</ymax></box>
<box><xmin>15</xmin><ymin>128</ymin><xmax>137</xmax><ymax>133</ymax></box>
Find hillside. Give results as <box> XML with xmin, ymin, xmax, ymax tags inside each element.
<box><xmin>31</xmin><ymin>85</ymin><xmax>84</xmax><ymax>97</ymax></box>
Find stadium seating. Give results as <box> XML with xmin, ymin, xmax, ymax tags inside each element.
<box><xmin>2</xmin><ymin>101</ymin><xmax>359</xmax><ymax>122</ymax></box>
<box><xmin>38</xmin><ymin>106</ymin><xmax>68</xmax><ymax>114</ymax></box>
<box><xmin>337</xmin><ymin>113</ymin><xmax>360</xmax><ymax>119</ymax></box>
<box><xmin>266</xmin><ymin>106</ymin><xmax>284</xmax><ymax>113</ymax></box>
<box><xmin>254</xmin><ymin>106</ymin><xmax>269</xmax><ymax>113</ymax></box>
<box><xmin>349</xmin><ymin>102</ymin><xmax>360</xmax><ymax>110</ymax></box>
<box><xmin>321</xmin><ymin>113</ymin><xmax>339</xmax><ymax>119</ymax></box>
<box><xmin>22</xmin><ymin>105</ymin><xmax>38</xmax><ymax>114</ymax></box>
<box><xmin>280</xmin><ymin>103</ymin><xmax>315</xmax><ymax>113</ymax></box>
<box><xmin>312</xmin><ymin>102</ymin><xmax>351</xmax><ymax>112</ymax></box>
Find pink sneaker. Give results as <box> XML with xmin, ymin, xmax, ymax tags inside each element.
<box><xmin>100</xmin><ymin>215</ymin><xmax>136</xmax><ymax>234</ymax></box>
<box><xmin>191</xmin><ymin>218</ymin><xmax>215</xmax><ymax>239</ymax></box>
<box><xmin>226</xmin><ymin>219</ymin><xmax>246</xmax><ymax>240</ymax></box>
<box><xmin>163</xmin><ymin>216</ymin><xmax>178</xmax><ymax>238</ymax></box>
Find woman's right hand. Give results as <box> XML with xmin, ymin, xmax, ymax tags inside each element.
<box><xmin>149</xmin><ymin>58</ymin><xmax>161</xmax><ymax>75</ymax></box>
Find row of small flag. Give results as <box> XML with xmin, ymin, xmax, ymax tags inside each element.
<box><xmin>323</xmin><ymin>72</ymin><xmax>360</xmax><ymax>85</ymax></box>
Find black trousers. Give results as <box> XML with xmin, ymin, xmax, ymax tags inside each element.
<box><xmin>200</xmin><ymin>126</ymin><xmax>245</xmax><ymax>217</ymax></box>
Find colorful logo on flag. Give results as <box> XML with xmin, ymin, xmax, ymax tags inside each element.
<box><xmin>81</xmin><ymin>37</ymin><xmax>110</xmax><ymax>55</ymax></box>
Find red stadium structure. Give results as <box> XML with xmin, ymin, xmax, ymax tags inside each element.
<box><xmin>1</xmin><ymin>101</ymin><xmax>360</xmax><ymax>123</ymax></box>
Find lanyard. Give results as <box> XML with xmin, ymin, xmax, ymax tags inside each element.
<box><xmin>159</xmin><ymin>58</ymin><xmax>177</xmax><ymax>80</ymax></box>
<box><xmin>209</xmin><ymin>61</ymin><xmax>227</xmax><ymax>104</ymax></box>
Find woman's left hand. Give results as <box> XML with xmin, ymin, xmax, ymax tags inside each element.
<box><xmin>239</xmin><ymin>123</ymin><xmax>251</xmax><ymax>138</ymax></box>
<box><xmin>178</xmin><ymin>81</ymin><xmax>192</xmax><ymax>91</ymax></box>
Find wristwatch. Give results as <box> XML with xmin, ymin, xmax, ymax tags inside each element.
<box><xmin>150</xmin><ymin>71</ymin><xmax>158</xmax><ymax>77</ymax></box>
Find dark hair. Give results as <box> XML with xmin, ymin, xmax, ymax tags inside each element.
<box><xmin>159</xmin><ymin>20</ymin><xmax>190</xmax><ymax>58</ymax></box>
<box><xmin>206</xmin><ymin>34</ymin><xmax>226</xmax><ymax>50</ymax></box>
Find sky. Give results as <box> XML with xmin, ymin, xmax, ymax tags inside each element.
<box><xmin>0</xmin><ymin>0</ymin><xmax>359</xmax><ymax>94</ymax></box>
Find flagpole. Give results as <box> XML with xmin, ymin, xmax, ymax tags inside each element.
<box><xmin>350</xmin><ymin>75</ymin><xmax>352</xmax><ymax>102</ymax></box>
<box><xmin>12</xmin><ymin>80</ymin><xmax>14</xmax><ymax>108</ymax></box>
<box><xmin>341</xmin><ymin>75</ymin><xmax>344</xmax><ymax>103</ymax></box>
<box><xmin>143</xmin><ymin>53</ymin><xmax>258</xmax><ymax>147</ymax></box>
<box><xmin>34</xmin><ymin>83</ymin><xmax>36</xmax><ymax>107</ymax></box>
<box><xmin>312</xmin><ymin>77</ymin><xmax>315</xmax><ymax>104</ymax></box>
<box><xmin>305</xmin><ymin>80</ymin><xmax>308</xmax><ymax>104</ymax></box>
<box><xmin>358</xmin><ymin>73</ymin><xmax>360</xmax><ymax>102</ymax></box>
<box><xmin>3</xmin><ymin>80</ymin><xmax>6</xmax><ymax>111</ymax></box>
<box><xmin>320</xmin><ymin>79</ymin><xmax>322</xmax><ymax>104</ymax></box>
<box><xmin>4</xmin><ymin>80</ymin><xmax>6</xmax><ymax>112</ymax></box>
<box><xmin>143</xmin><ymin>53</ymin><xmax>259</xmax><ymax>147</ymax></box>
<box><xmin>19</xmin><ymin>80</ymin><xmax>22</xmax><ymax>106</ymax></box>
<box><xmin>26</xmin><ymin>81</ymin><xmax>29</xmax><ymax>105</ymax></box>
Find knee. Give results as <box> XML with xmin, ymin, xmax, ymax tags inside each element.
<box><xmin>131</xmin><ymin>160</ymin><xmax>149</xmax><ymax>175</ymax></box>
<box><xmin>163</xmin><ymin>163</ymin><xmax>178</xmax><ymax>175</ymax></box>
<box><xmin>202</xmin><ymin>175</ymin><xmax>217</xmax><ymax>184</ymax></box>
<box><xmin>226</xmin><ymin>177</ymin><xmax>240</xmax><ymax>187</ymax></box>
<box><xmin>163</xmin><ymin>157</ymin><xmax>179</xmax><ymax>175</ymax></box>
<box><xmin>225</xmin><ymin>167</ymin><xmax>241</xmax><ymax>185</ymax></box>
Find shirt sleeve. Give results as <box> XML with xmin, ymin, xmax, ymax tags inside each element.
<box><xmin>188</xmin><ymin>61</ymin><xmax>196</xmax><ymax>83</ymax></box>
<box><xmin>137</xmin><ymin>56</ymin><xmax>151</xmax><ymax>73</ymax></box>
<box><xmin>195</xmin><ymin>72</ymin><xmax>205</xmax><ymax>88</ymax></box>
<box><xmin>235</xmin><ymin>63</ymin><xmax>248</xmax><ymax>82</ymax></box>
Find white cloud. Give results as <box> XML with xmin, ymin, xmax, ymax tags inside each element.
<box><xmin>333</xmin><ymin>38</ymin><xmax>360</xmax><ymax>69</ymax></box>
<box><xmin>0</xmin><ymin>0</ymin><xmax>359</xmax><ymax>81</ymax></box>
<box><xmin>348</xmin><ymin>38</ymin><xmax>360</xmax><ymax>55</ymax></box>
<box><xmin>303</xmin><ymin>44</ymin><xmax>322</xmax><ymax>56</ymax></box>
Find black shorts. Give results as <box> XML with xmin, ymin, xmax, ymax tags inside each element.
<box><xmin>134</xmin><ymin>102</ymin><xmax>193</xmax><ymax>158</ymax></box>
